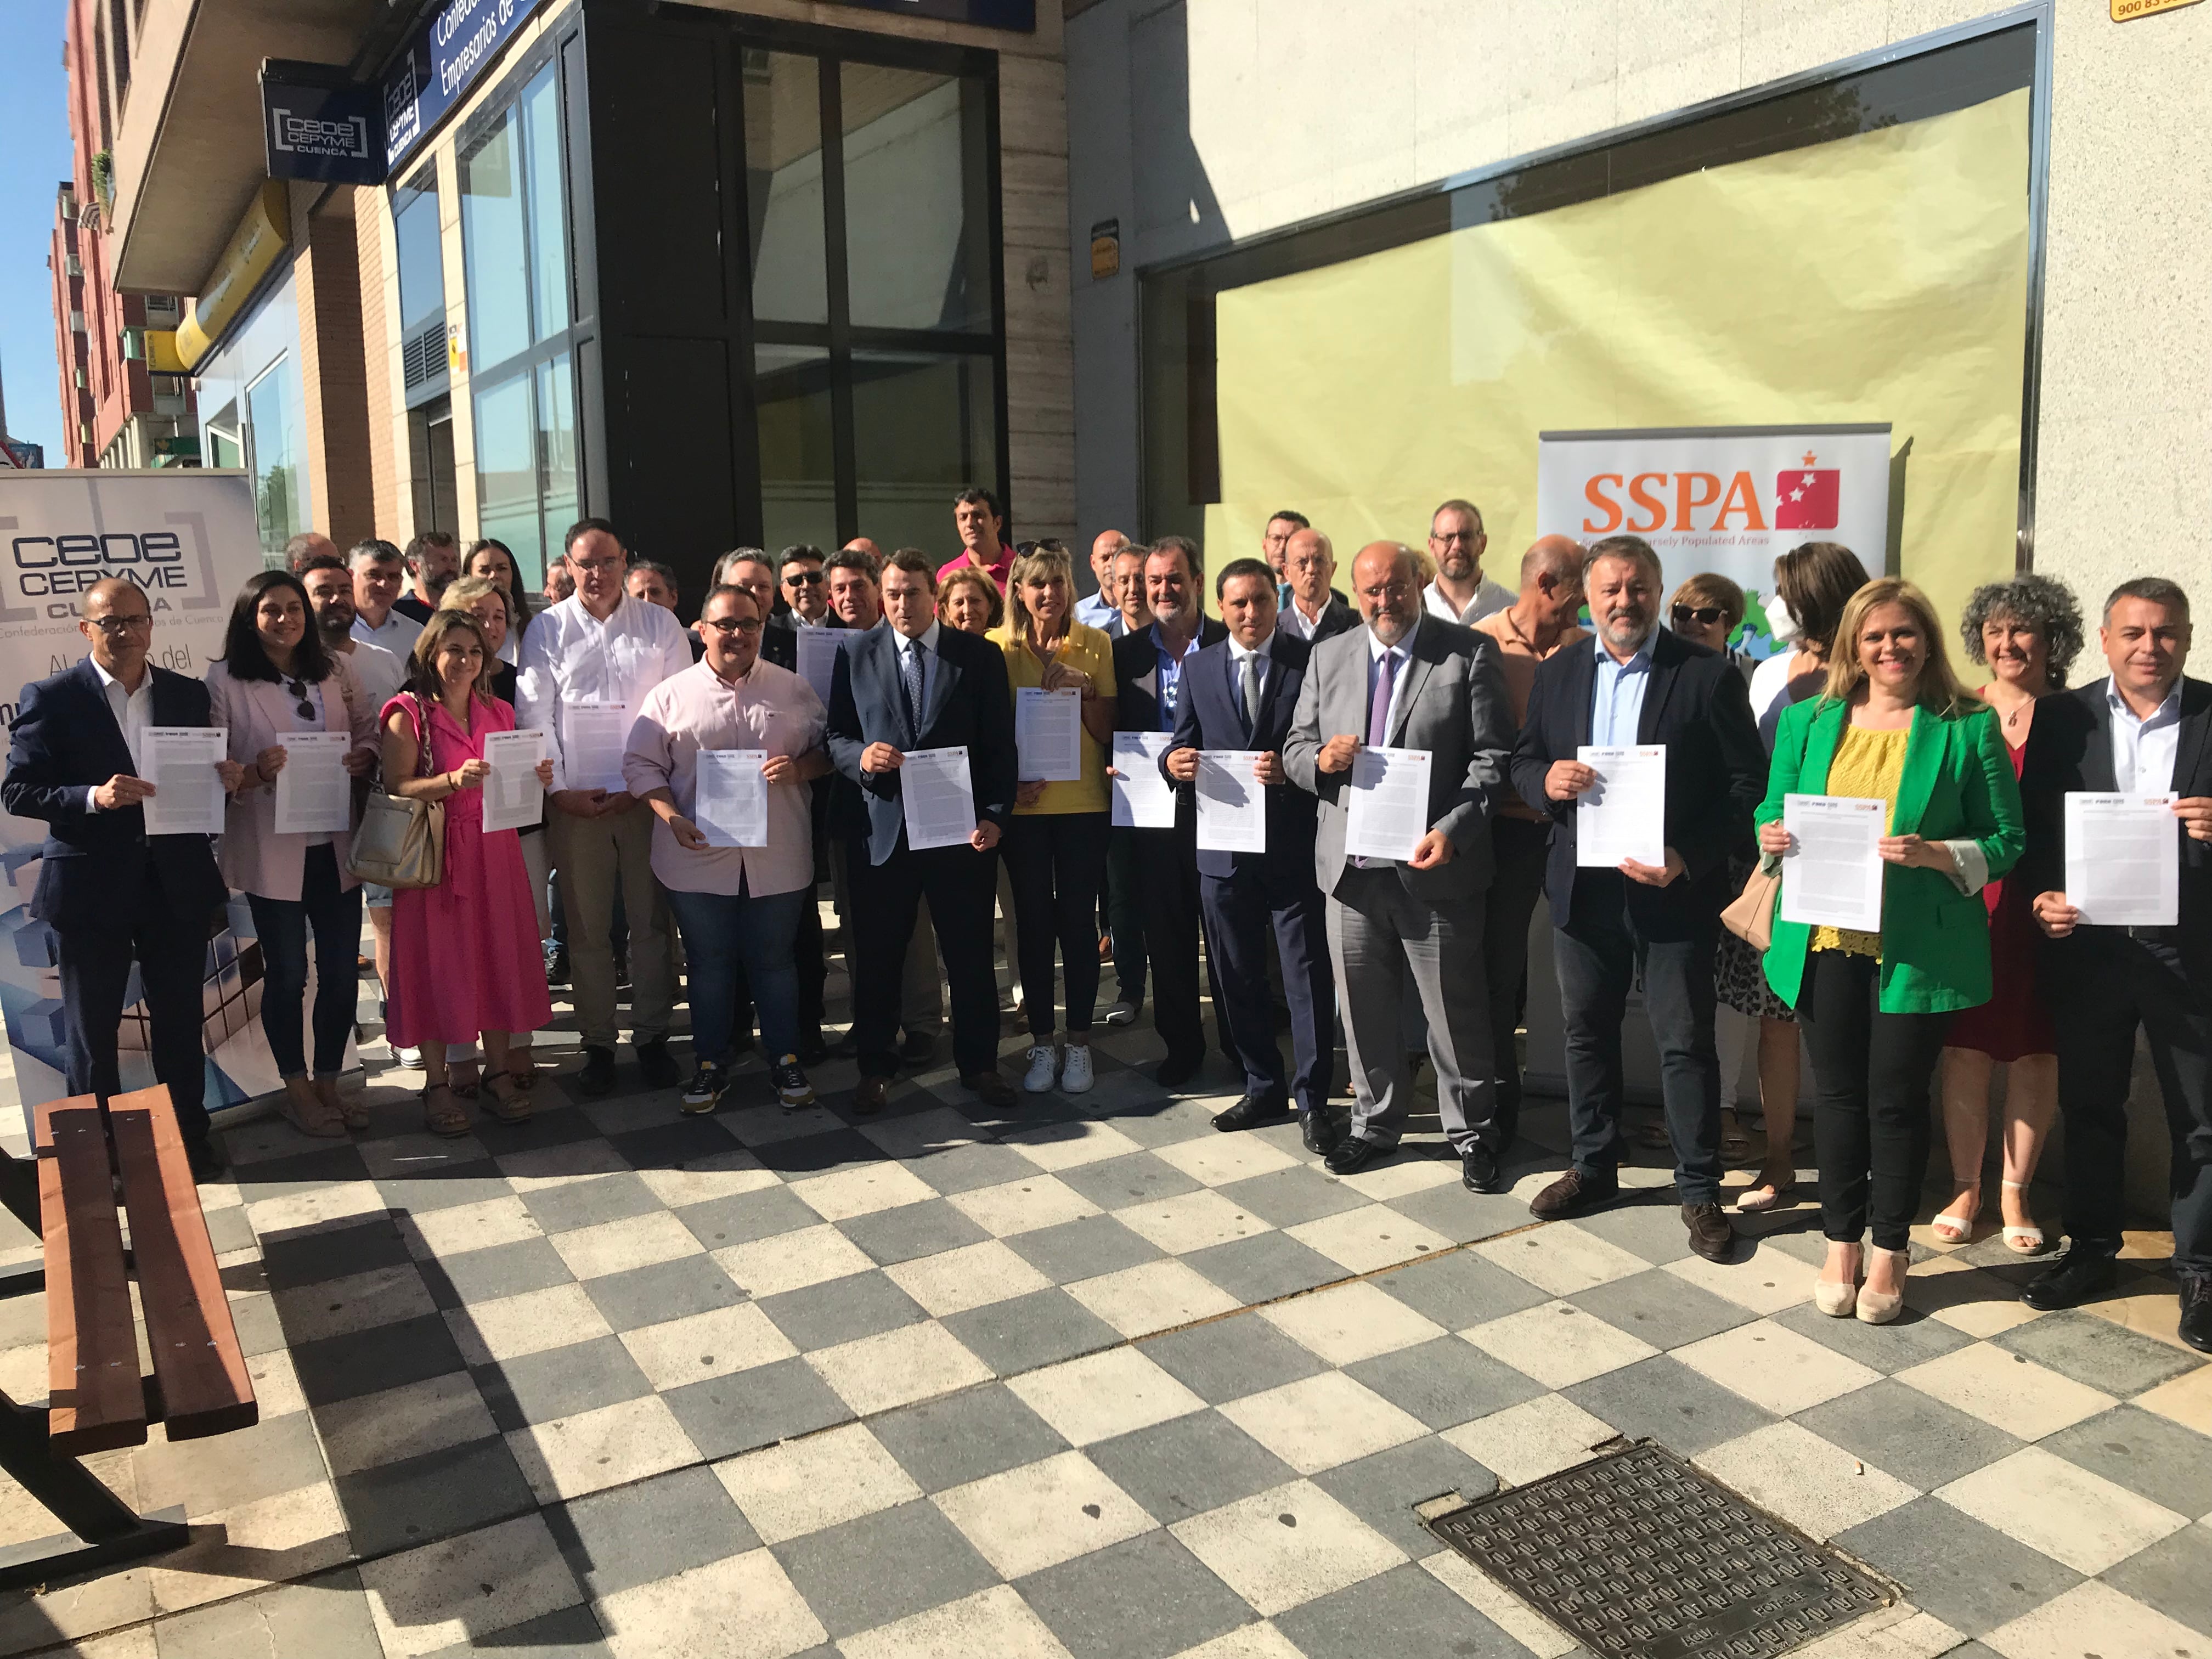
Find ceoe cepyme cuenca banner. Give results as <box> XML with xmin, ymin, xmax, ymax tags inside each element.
<box><xmin>1536</xmin><ymin>424</ymin><xmax>1893</xmax><ymax>658</ymax></box>
<box><xmin>0</xmin><ymin>470</ymin><xmax>306</xmax><ymax>1118</ymax></box>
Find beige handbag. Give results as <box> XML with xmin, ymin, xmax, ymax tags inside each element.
<box><xmin>1720</xmin><ymin>850</ymin><xmax>1782</xmax><ymax>951</ymax></box>
<box><xmin>347</xmin><ymin>696</ymin><xmax>445</xmax><ymax>890</ymax></box>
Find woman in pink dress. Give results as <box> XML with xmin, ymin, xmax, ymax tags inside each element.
<box><xmin>380</xmin><ymin>610</ymin><xmax>556</xmax><ymax>1135</ymax></box>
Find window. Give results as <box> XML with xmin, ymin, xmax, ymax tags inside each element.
<box><xmin>245</xmin><ymin>356</ymin><xmax>307</xmax><ymax>558</ymax></box>
<box><xmin>408</xmin><ymin>398</ymin><xmax>458</xmax><ymax>537</ymax></box>
<box><xmin>740</xmin><ymin>40</ymin><xmax>1003</xmax><ymax>547</ymax></box>
<box><xmin>393</xmin><ymin>168</ymin><xmax>447</xmax><ymax>397</ymax></box>
<box><xmin>461</xmin><ymin>61</ymin><xmax>578</xmax><ymax>585</ymax></box>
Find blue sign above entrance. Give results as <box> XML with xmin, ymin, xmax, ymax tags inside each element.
<box><xmin>261</xmin><ymin>61</ymin><xmax>385</xmax><ymax>185</ymax></box>
<box><xmin>383</xmin><ymin>0</ymin><xmax>551</xmax><ymax>174</ymax></box>
<box><xmin>823</xmin><ymin>0</ymin><xmax>1036</xmax><ymax>29</ymax></box>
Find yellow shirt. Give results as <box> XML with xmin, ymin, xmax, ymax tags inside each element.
<box><xmin>1811</xmin><ymin>723</ymin><xmax>1911</xmax><ymax>958</ymax></box>
<box><xmin>994</xmin><ymin>618</ymin><xmax>1118</xmax><ymax>815</ymax></box>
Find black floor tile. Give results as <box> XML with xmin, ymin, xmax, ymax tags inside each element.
<box><xmin>420</xmin><ymin>1236</ymin><xmax>576</xmax><ymax>1311</ymax></box>
<box><xmin>772</xmin><ymin>1499</ymin><xmax>999</xmax><ymax>1639</ymax></box>
<box><xmin>548</xmin><ymin>1464</ymin><xmax>760</xmax><ymax>1600</ymax></box>
<box><xmin>941</xmin><ymin>1288</ymin><xmax>1122</xmax><ymax>1376</ymax></box>
<box><xmin>584</xmin><ymin>1253</ymin><xmax>747</xmax><ymax>1333</ymax></box>
<box><xmin>332</xmin><ymin>1435</ymin><xmax>540</xmax><ymax>1558</ymax></box>
<box><xmin>1085</xmin><ymin>1408</ymin><xmax>1296</xmax><ymax>1522</ymax></box>
<box><xmin>1277</xmin><ymin>1561</ymin><xmax>1526</xmax><ymax>1657</ymax></box>
<box><xmin>1021</xmin><ymin>1530</ymin><xmax>1256</xmax><ymax>1659</ymax></box>
<box><xmin>291</xmin><ymin>1312</ymin><xmax>466</xmax><ymax>1406</ymax></box>
<box><xmin>474</xmin><ymin>1336</ymin><xmax>653</xmax><ymax>1434</ymax></box>
<box><xmin>661</xmin><ymin>1356</ymin><xmax>855</xmax><ymax>1459</ymax></box>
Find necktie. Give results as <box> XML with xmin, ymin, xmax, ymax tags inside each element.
<box><xmin>1367</xmin><ymin>647</ymin><xmax>1397</xmax><ymax>749</ymax></box>
<box><xmin>901</xmin><ymin>640</ymin><xmax>924</xmax><ymax>743</ymax></box>
<box><xmin>1239</xmin><ymin>653</ymin><xmax>1262</xmax><ymax>738</ymax></box>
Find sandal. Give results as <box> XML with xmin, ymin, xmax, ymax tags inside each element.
<box><xmin>421</xmin><ymin>1084</ymin><xmax>471</xmax><ymax>1138</ymax></box>
<box><xmin>1737</xmin><ymin>1169</ymin><xmax>1798</xmax><ymax>1213</ymax></box>
<box><xmin>447</xmin><ymin>1062</ymin><xmax>482</xmax><ymax>1101</ymax></box>
<box><xmin>2000</xmin><ymin>1179</ymin><xmax>2044</xmax><ymax>1253</ymax></box>
<box><xmin>505</xmin><ymin>1056</ymin><xmax>540</xmax><ymax>1091</ymax></box>
<box><xmin>278</xmin><ymin>1074</ymin><xmax>346</xmax><ymax>1138</ymax></box>
<box><xmin>315</xmin><ymin>1075</ymin><xmax>371</xmax><ymax>1133</ymax></box>
<box><xmin>1931</xmin><ymin>1183</ymin><xmax>1980</xmax><ymax>1245</ymax></box>
<box><xmin>483</xmin><ymin>1074</ymin><xmax>534</xmax><ymax>1124</ymax></box>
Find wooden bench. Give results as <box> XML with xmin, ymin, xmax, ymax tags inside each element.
<box><xmin>0</xmin><ymin>1085</ymin><xmax>256</xmax><ymax>1588</ymax></box>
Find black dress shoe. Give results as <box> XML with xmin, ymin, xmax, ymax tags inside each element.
<box><xmin>1155</xmin><ymin>1051</ymin><xmax>1204</xmax><ymax>1088</ymax></box>
<box><xmin>1681</xmin><ymin>1201</ymin><xmax>1736</xmax><ymax>1262</ymax></box>
<box><xmin>1324</xmin><ymin>1136</ymin><xmax>1392</xmax><ymax>1176</ymax></box>
<box><xmin>797</xmin><ymin>1034</ymin><xmax>831</xmax><ymax>1066</ymax></box>
<box><xmin>635</xmin><ymin>1038</ymin><xmax>681</xmax><ymax>1091</ymax></box>
<box><xmin>1462</xmin><ymin>1143</ymin><xmax>1507</xmax><ymax>1194</ymax></box>
<box><xmin>184</xmin><ymin>1136</ymin><xmax>227</xmax><ymax>1182</ymax></box>
<box><xmin>1302</xmin><ymin>1110</ymin><xmax>1342</xmax><ymax>1155</ymax></box>
<box><xmin>577</xmin><ymin>1045</ymin><xmax>619</xmax><ymax>1097</ymax></box>
<box><xmin>2021</xmin><ymin>1247</ymin><xmax>2119</xmax><ymax>1311</ymax></box>
<box><xmin>1530</xmin><ymin>1167</ymin><xmax>1619</xmax><ymax>1220</ymax></box>
<box><xmin>1212</xmin><ymin>1094</ymin><xmax>1291</xmax><ymax>1132</ymax></box>
<box><xmin>899</xmin><ymin>1030</ymin><xmax>939</xmax><ymax>1066</ymax></box>
<box><xmin>2179</xmin><ymin>1274</ymin><xmax>2212</xmax><ymax>1355</ymax></box>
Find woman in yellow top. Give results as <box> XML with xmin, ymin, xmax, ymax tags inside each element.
<box><xmin>995</xmin><ymin>543</ymin><xmax>1119</xmax><ymax>1094</ymax></box>
<box><xmin>1755</xmin><ymin>579</ymin><xmax>2023</xmax><ymax>1325</ymax></box>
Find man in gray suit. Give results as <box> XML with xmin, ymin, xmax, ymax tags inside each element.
<box><xmin>1285</xmin><ymin>542</ymin><xmax>1517</xmax><ymax>1190</ymax></box>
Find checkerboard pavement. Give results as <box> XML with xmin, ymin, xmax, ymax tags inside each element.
<box><xmin>0</xmin><ymin>958</ymin><xmax>2203</xmax><ymax>1658</ymax></box>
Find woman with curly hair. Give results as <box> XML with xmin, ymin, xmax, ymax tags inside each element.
<box><xmin>1932</xmin><ymin>572</ymin><xmax>2084</xmax><ymax>1254</ymax></box>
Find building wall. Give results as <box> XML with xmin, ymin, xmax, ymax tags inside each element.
<box><xmin>1065</xmin><ymin>0</ymin><xmax>2212</xmax><ymax>614</ymax></box>
<box><xmin>47</xmin><ymin>187</ymin><xmax>96</xmax><ymax>467</ymax></box>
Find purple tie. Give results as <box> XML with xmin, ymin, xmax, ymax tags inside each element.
<box><xmin>1368</xmin><ymin>647</ymin><xmax>1397</xmax><ymax>748</ymax></box>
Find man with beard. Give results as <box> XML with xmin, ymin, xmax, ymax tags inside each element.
<box><xmin>300</xmin><ymin>555</ymin><xmax>405</xmax><ymax>714</ymax></box>
<box><xmin>1422</xmin><ymin>499</ymin><xmax>1513</xmax><ymax>626</ymax></box>
<box><xmin>392</xmin><ymin>529</ymin><xmax>461</xmax><ymax>624</ymax></box>
<box><xmin>1285</xmin><ymin>543</ymin><xmax>1515</xmax><ymax>1189</ymax></box>
<box><xmin>1509</xmin><ymin>534</ymin><xmax>1765</xmax><ymax>1261</ymax></box>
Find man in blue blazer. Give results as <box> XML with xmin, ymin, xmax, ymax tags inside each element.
<box><xmin>1164</xmin><ymin>560</ymin><xmax>1338</xmax><ymax>1150</ymax></box>
<box><xmin>826</xmin><ymin>551</ymin><xmax>1017</xmax><ymax>1113</ymax></box>
<box><xmin>2</xmin><ymin>579</ymin><xmax>244</xmax><ymax>1178</ymax></box>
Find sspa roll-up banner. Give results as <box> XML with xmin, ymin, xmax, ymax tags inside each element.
<box><xmin>1534</xmin><ymin>424</ymin><xmax>1894</xmax><ymax>658</ymax></box>
<box><xmin>0</xmin><ymin>471</ymin><xmax>299</xmax><ymax>1114</ymax></box>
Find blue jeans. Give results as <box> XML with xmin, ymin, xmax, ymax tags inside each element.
<box><xmin>663</xmin><ymin>885</ymin><xmax>806</xmax><ymax>1066</ymax></box>
<box><xmin>247</xmin><ymin>844</ymin><xmax>364</xmax><ymax>1079</ymax></box>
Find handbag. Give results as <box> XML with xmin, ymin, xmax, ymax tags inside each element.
<box><xmin>1720</xmin><ymin>849</ymin><xmax>1782</xmax><ymax>951</ymax></box>
<box><xmin>347</xmin><ymin>695</ymin><xmax>445</xmax><ymax>890</ymax></box>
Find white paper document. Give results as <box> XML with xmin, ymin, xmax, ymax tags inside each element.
<box><xmin>1195</xmin><ymin>751</ymin><xmax>1267</xmax><ymax>853</ymax></box>
<box><xmin>694</xmin><ymin>750</ymin><xmax>769</xmax><ymax>849</ymax></box>
<box><xmin>1110</xmin><ymin>733</ymin><xmax>1176</xmax><ymax>829</ymax></box>
<box><xmin>140</xmin><ymin>727</ymin><xmax>228</xmax><ymax>836</ymax></box>
<box><xmin>795</xmin><ymin>628</ymin><xmax>854</xmax><ymax>705</ymax></box>
<box><xmin>272</xmin><ymin>731</ymin><xmax>352</xmax><ymax>836</ymax></box>
<box><xmin>1015</xmin><ymin>688</ymin><xmax>1084</xmax><ymax>783</ymax></box>
<box><xmin>1344</xmin><ymin>745</ymin><xmax>1432</xmax><ymax>862</ymax></box>
<box><xmin>482</xmin><ymin>729</ymin><xmax>548</xmax><ymax>833</ymax></box>
<box><xmin>562</xmin><ymin>703</ymin><xmax>632</xmax><ymax>793</ymax></box>
<box><xmin>901</xmin><ymin>747</ymin><xmax>977</xmax><ymax>851</ymax></box>
<box><xmin>1576</xmin><ymin>744</ymin><xmax>1667</xmax><ymax>868</ymax></box>
<box><xmin>1779</xmin><ymin>793</ymin><xmax>1887</xmax><ymax>933</ymax></box>
<box><xmin>2066</xmin><ymin>792</ymin><xmax>2179</xmax><ymax>926</ymax></box>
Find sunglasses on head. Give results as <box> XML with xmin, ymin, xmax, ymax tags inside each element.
<box><xmin>1672</xmin><ymin>605</ymin><xmax>1727</xmax><ymax>628</ymax></box>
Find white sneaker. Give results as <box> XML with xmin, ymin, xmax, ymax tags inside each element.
<box><xmin>1060</xmin><ymin>1042</ymin><xmax>1094</xmax><ymax>1094</ymax></box>
<box><xmin>394</xmin><ymin>1046</ymin><xmax>423</xmax><ymax>1070</ymax></box>
<box><xmin>1098</xmin><ymin>1002</ymin><xmax>1137</xmax><ymax>1028</ymax></box>
<box><xmin>1022</xmin><ymin>1043</ymin><xmax>1059</xmax><ymax>1093</ymax></box>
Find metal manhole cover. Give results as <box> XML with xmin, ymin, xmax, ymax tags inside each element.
<box><xmin>1425</xmin><ymin>1441</ymin><xmax>1891</xmax><ymax>1659</ymax></box>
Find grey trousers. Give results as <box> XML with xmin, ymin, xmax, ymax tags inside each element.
<box><xmin>1327</xmin><ymin>864</ymin><xmax>1496</xmax><ymax>1154</ymax></box>
<box><xmin>547</xmin><ymin>804</ymin><xmax>677</xmax><ymax>1050</ymax></box>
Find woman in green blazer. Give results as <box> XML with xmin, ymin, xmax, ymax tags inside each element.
<box><xmin>1754</xmin><ymin>578</ymin><xmax>2024</xmax><ymax>1324</ymax></box>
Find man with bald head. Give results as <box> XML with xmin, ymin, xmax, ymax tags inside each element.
<box><xmin>1076</xmin><ymin>530</ymin><xmax>1128</xmax><ymax>630</ymax></box>
<box><xmin>1277</xmin><ymin>528</ymin><xmax>1355</xmax><ymax>643</ymax></box>
<box><xmin>1285</xmin><ymin>542</ymin><xmax>1515</xmax><ymax>1189</ymax></box>
<box><xmin>3</xmin><ymin>579</ymin><xmax>247</xmax><ymax>1180</ymax></box>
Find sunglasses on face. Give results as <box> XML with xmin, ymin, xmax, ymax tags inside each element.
<box><xmin>1672</xmin><ymin>606</ymin><xmax>1727</xmax><ymax>628</ymax></box>
<box><xmin>783</xmin><ymin>572</ymin><xmax>823</xmax><ymax>587</ymax></box>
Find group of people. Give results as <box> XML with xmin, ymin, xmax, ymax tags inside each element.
<box><xmin>4</xmin><ymin>488</ymin><xmax>2205</xmax><ymax>1354</ymax></box>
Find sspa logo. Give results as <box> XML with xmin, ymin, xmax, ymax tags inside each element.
<box><xmin>1775</xmin><ymin>453</ymin><xmax>1840</xmax><ymax>531</ymax></box>
<box><xmin>1579</xmin><ymin>452</ymin><xmax>1845</xmax><ymax>535</ymax></box>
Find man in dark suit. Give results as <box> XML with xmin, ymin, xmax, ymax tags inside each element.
<box><xmin>1164</xmin><ymin>559</ymin><xmax>1338</xmax><ymax>1150</ymax></box>
<box><xmin>3</xmin><ymin>579</ymin><xmax>245</xmax><ymax>1179</ymax></box>
<box><xmin>2022</xmin><ymin>576</ymin><xmax>2212</xmax><ymax>1351</ymax></box>
<box><xmin>1277</xmin><ymin>528</ymin><xmax>1357</xmax><ymax>644</ymax></box>
<box><xmin>1285</xmin><ymin>542</ymin><xmax>1516</xmax><ymax>1192</ymax></box>
<box><xmin>826</xmin><ymin>550</ymin><xmax>1016</xmax><ymax>1113</ymax></box>
<box><xmin>1114</xmin><ymin>537</ymin><xmax>1229</xmax><ymax>1085</ymax></box>
<box><xmin>1508</xmin><ymin>535</ymin><xmax>1766</xmax><ymax>1262</ymax></box>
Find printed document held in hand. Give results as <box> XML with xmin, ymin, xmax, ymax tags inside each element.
<box><xmin>141</xmin><ymin>727</ymin><xmax>228</xmax><ymax>836</ymax></box>
<box><xmin>272</xmin><ymin>731</ymin><xmax>352</xmax><ymax>836</ymax></box>
<box><xmin>482</xmin><ymin>729</ymin><xmax>547</xmax><ymax>833</ymax></box>
<box><xmin>1778</xmin><ymin>793</ymin><xmax>1885</xmax><ymax>933</ymax></box>
<box><xmin>1015</xmin><ymin>687</ymin><xmax>1084</xmax><ymax>783</ymax></box>
<box><xmin>1110</xmin><ymin>733</ymin><xmax>1175</xmax><ymax>828</ymax></box>
<box><xmin>900</xmin><ymin>747</ymin><xmax>977</xmax><ymax>851</ymax></box>
<box><xmin>693</xmin><ymin>749</ymin><xmax>769</xmax><ymax>848</ymax></box>
<box><xmin>1195</xmin><ymin>751</ymin><xmax>1266</xmax><ymax>853</ymax></box>
<box><xmin>2066</xmin><ymin>792</ymin><xmax>2179</xmax><ymax>926</ymax></box>
<box><xmin>562</xmin><ymin>704</ymin><xmax>631</xmax><ymax>793</ymax></box>
<box><xmin>1575</xmin><ymin>745</ymin><xmax>1666</xmax><ymax>867</ymax></box>
<box><xmin>1343</xmin><ymin>746</ymin><xmax>1430</xmax><ymax>862</ymax></box>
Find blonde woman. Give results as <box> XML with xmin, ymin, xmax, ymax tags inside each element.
<box><xmin>994</xmin><ymin>543</ymin><xmax>1118</xmax><ymax>1092</ymax></box>
<box><xmin>1756</xmin><ymin>579</ymin><xmax>2023</xmax><ymax>1323</ymax></box>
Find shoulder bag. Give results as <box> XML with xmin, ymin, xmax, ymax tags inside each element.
<box><xmin>1721</xmin><ymin>848</ymin><xmax>1782</xmax><ymax>951</ymax></box>
<box><xmin>347</xmin><ymin>694</ymin><xmax>445</xmax><ymax>890</ymax></box>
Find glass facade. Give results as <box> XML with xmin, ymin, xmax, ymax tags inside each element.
<box><xmin>461</xmin><ymin>61</ymin><xmax>577</xmax><ymax>583</ymax></box>
<box><xmin>193</xmin><ymin>270</ymin><xmax>310</xmax><ymax>563</ymax></box>
<box><xmin>740</xmin><ymin>40</ymin><xmax>1002</xmax><ymax>548</ymax></box>
<box><xmin>393</xmin><ymin>167</ymin><xmax>448</xmax><ymax>400</ymax></box>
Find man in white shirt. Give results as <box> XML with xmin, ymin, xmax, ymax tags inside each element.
<box><xmin>349</xmin><ymin>539</ymin><xmax>424</xmax><ymax>657</ymax></box>
<box><xmin>1276</xmin><ymin>528</ymin><xmax>1356</xmax><ymax>643</ymax></box>
<box><xmin>1422</xmin><ymin>499</ymin><xmax>1514</xmax><ymax>627</ymax></box>
<box><xmin>1075</xmin><ymin>530</ymin><xmax>1128</xmax><ymax>631</ymax></box>
<box><xmin>517</xmin><ymin>517</ymin><xmax>695</xmax><ymax>1096</ymax></box>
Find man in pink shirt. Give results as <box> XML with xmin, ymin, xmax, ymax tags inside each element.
<box><xmin>936</xmin><ymin>487</ymin><xmax>1014</xmax><ymax>591</ymax></box>
<box><xmin>625</xmin><ymin>584</ymin><xmax>830</xmax><ymax>1114</ymax></box>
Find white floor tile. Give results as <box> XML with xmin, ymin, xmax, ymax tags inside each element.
<box><xmin>548</xmin><ymin>1210</ymin><xmax>706</xmax><ymax>1280</ymax></box>
<box><xmin>399</xmin><ymin>1193</ymin><xmax>544</xmax><ymax>1259</ymax></box>
<box><xmin>839</xmin><ymin>1584</ymin><xmax>1074</xmax><ymax>1659</ymax></box>
<box><xmin>933</xmin><ymin>1449</ymin><xmax>1156</xmax><ymax>1577</ymax></box>
<box><xmin>1663</xmin><ymin>1248</ymin><xmax>1818</xmax><ymax>1315</ymax></box>
<box><xmin>1007</xmin><ymin>1346</ymin><xmax>1207</xmax><ymax>1446</ymax></box>
<box><xmin>1218</xmin><ymin>1371</ymin><xmax>1426</xmax><ymax>1475</ymax></box>
<box><xmin>1936</xmin><ymin>1446</ymin><xmax>2187</xmax><ymax>1574</ymax></box>
<box><xmin>712</xmin><ymin>1223</ymin><xmax>876</xmax><ymax>1297</ymax></box>
<box><xmin>619</xmin><ymin>1302</ymin><xmax>798</xmax><ymax>1391</ymax></box>
<box><xmin>788</xmin><ymin>1160</ymin><xmax>940</xmax><ymax>1223</ymax></box>
<box><xmin>1152</xmin><ymin>1133</ymin><xmax>1300</xmax><ymax>1187</ymax></box>
<box><xmin>1001</xmin><ymin>1118</ymin><xmax>1148</xmax><ymax>1171</ymax></box>
<box><xmin>1170</xmin><ymin>1479</ymin><xmax>1406</xmax><ymax>1618</ymax></box>
<box><xmin>714</xmin><ymin>1422</ymin><xmax>921</xmax><ymax>1544</ymax></box>
<box><xmin>1114</xmin><ymin>1189</ymin><xmax>1275</xmax><ymax>1255</ymax></box>
<box><xmin>444</xmin><ymin>1282</ymin><xmax>614</xmax><ymax>1367</ymax></box>
<box><xmin>1464</xmin><ymin>1300</ymin><xmax>1659</xmax><ymax>1390</ymax></box>
<box><xmin>1693</xmin><ymin>1422</ymin><xmax>1918</xmax><ymax>1539</ymax></box>
<box><xmin>947</xmin><ymin>1175</ymin><xmax>1103</xmax><ymax>1237</ymax></box>
<box><xmin>1286</xmin><ymin>1204</ymin><xmax>1452</xmax><ymax>1274</ymax></box>
<box><xmin>1442</xmin><ymin>1395</ymin><xmax>1618</xmax><ymax>1486</ymax></box>
<box><xmin>1068</xmin><ymin>1259</ymin><xmax>1243</xmax><ymax>1338</ymax></box>
<box><xmin>314</xmin><ymin>1370</ymin><xmax>500</xmax><ymax>1477</ymax></box>
<box><xmin>1894</xmin><ymin>1343</ymin><xmax>2116</xmax><ymax>1441</ymax></box>
<box><xmin>595</xmin><ymin>1546</ymin><xmax>827</xmax><ymax>1659</ymax></box>
<box><xmin>506</xmin><ymin>1394</ymin><xmax>699</xmax><ymax>1505</ymax></box>
<box><xmin>1474</xmin><ymin>1222</ymin><xmax>1651</xmax><ymax>1297</ymax></box>
<box><xmin>806</xmin><ymin>1321</ymin><xmax>994</xmax><ymax>1416</ymax></box>
<box><xmin>887</xmin><ymin>1238</ymin><xmax>1053</xmax><ymax>1318</ymax></box>
<box><xmin>1258</xmin><ymin>1279</ymin><xmax>1446</xmax><ymax>1366</ymax></box>
<box><xmin>1674</xmin><ymin>1320</ymin><xmax>1880</xmax><ymax>1415</ymax></box>
<box><xmin>1982</xmin><ymin>1577</ymin><xmax>2204</xmax><ymax>1659</ymax></box>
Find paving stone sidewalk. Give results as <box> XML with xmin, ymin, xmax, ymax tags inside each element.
<box><xmin>0</xmin><ymin>960</ymin><xmax>2202</xmax><ymax>1659</ymax></box>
